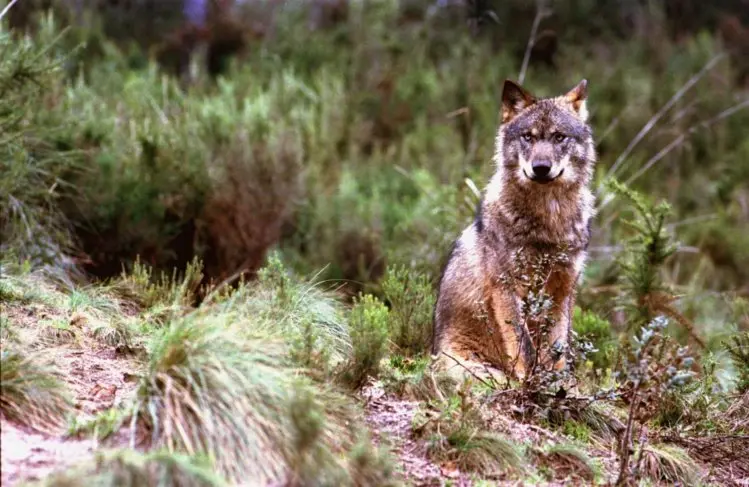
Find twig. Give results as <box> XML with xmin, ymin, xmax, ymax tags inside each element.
<box><xmin>517</xmin><ymin>0</ymin><xmax>551</xmax><ymax>85</ymax></box>
<box><xmin>599</xmin><ymin>53</ymin><xmax>726</xmax><ymax>191</ymax></box>
<box><xmin>596</xmin><ymin>116</ymin><xmax>621</xmax><ymax>147</ymax></box>
<box><xmin>0</xmin><ymin>0</ymin><xmax>19</xmax><ymax>22</ymax></box>
<box><xmin>428</xmin><ymin>369</ymin><xmax>446</xmax><ymax>403</ymax></box>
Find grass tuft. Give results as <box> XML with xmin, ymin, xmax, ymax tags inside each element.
<box><xmin>416</xmin><ymin>381</ymin><xmax>525</xmax><ymax>476</ymax></box>
<box><xmin>0</xmin><ymin>348</ymin><xmax>71</xmax><ymax>432</ymax></box>
<box><xmin>639</xmin><ymin>443</ymin><xmax>702</xmax><ymax>485</ymax></box>
<box><xmin>536</xmin><ymin>444</ymin><xmax>598</xmax><ymax>482</ymax></box>
<box><xmin>131</xmin><ymin>300</ymin><xmax>393</xmax><ymax>485</ymax></box>
<box><xmin>429</xmin><ymin>428</ymin><xmax>524</xmax><ymax>476</ymax></box>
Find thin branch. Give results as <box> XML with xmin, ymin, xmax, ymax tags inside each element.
<box><xmin>517</xmin><ymin>0</ymin><xmax>551</xmax><ymax>85</ymax></box>
<box><xmin>599</xmin><ymin>53</ymin><xmax>726</xmax><ymax>191</ymax></box>
<box><xmin>596</xmin><ymin>116</ymin><xmax>621</xmax><ymax>147</ymax></box>
<box><xmin>0</xmin><ymin>0</ymin><xmax>19</xmax><ymax>22</ymax></box>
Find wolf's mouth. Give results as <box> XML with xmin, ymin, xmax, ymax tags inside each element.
<box><xmin>524</xmin><ymin>168</ymin><xmax>564</xmax><ymax>184</ymax></box>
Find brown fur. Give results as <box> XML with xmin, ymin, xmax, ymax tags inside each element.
<box><xmin>433</xmin><ymin>79</ymin><xmax>596</xmax><ymax>380</ymax></box>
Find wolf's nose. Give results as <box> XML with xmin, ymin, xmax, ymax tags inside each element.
<box><xmin>532</xmin><ymin>160</ymin><xmax>552</xmax><ymax>177</ymax></box>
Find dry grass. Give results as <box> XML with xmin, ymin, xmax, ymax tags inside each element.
<box><xmin>638</xmin><ymin>443</ymin><xmax>703</xmax><ymax>485</ymax></box>
<box><xmin>426</xmin><ymin>428</ymin><xmax>524</xmax><ymax>477</ymax></box>
<box><xmin>535</xmin><ymin>443</ymin><xmax>598</xmax><ymax>482</ymax></box>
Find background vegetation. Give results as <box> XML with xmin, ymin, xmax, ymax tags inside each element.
<box><xmin>1</xmin><ymin>0</ymin><xmax>748</xmax><ymax>485</ymax></box>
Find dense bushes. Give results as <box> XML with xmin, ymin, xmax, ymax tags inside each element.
<box><xmin>4</xmin><ymin>1</ymin><xmax>747</xmax><ymax>299</ymax></box>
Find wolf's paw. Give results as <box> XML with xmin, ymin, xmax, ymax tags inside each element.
<box><xmin>432</xmin><ymin>350</ymin><xmax>508</xmax><ymax>385</ymax></box>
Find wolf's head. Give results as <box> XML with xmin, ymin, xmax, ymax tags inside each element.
<box><xmin>495</xmin><ymin>79</ymin><xmax>595</xmax><ymax>187</ymax></box>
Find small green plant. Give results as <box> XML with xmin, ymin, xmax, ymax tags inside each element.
<box><xmin>615</xmin><ymin>316</ymin><xmax>696</xmax><ymax>486</ymax></box>
<box><xmin>339</xmin><ymin>293</ymin><xmax>389</xmax><ymax>389</ymax></box>
<box><xmin>110</xmin><ymin>257</ymin><xmax>204</xmax><ymax>313</ymax></box>
<box><xmin>725</xmin><ymin>331</ymin><xmax>749</xmax><ymax>393</ymax></box>
<box><xmin>562</xmin><ymin>419</ymin><xmax>592</xmax><ymax>443</ymax></box>
<box><xmin>289</xmin><ymin>318</ymin><xmax>331</xmax><ymax>379</ymax></box>
<box><xmin>381</xmin><ymin>265</ymin><xmax>435</xmax><ymax>356</ymax></box>
<box><xmin>68</xmin><ymin>406</ymin><xmax>130</xmax><ymax>443</ymax></box>
<box><xmin>606</xmin><ymin>180</ymin><xmax>705</xmax><ymax>349</ymax></box>
<box><xmin>382</xmin><ymin>354</ymin><xmax>456</xmax><ymax>401</ymax></box>
<box><xmin>0</xmin><ymin>348</ymin><xmax>71</xmax><ymax>432</ymax></box>
<box><xmin>572</xmin><ymin>307</ymin><xmax>616</xmax><ymax>372</ymax></box>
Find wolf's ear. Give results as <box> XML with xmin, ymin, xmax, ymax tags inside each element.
<box><xmin>501</xmin><ymin>80</ymin><xmax>536</xmax><ymax>123</ymax></box>
<box><xmin>564</xmin><ymin>79</ymin><xmax>588</xmax><ymax>121</ymax></box>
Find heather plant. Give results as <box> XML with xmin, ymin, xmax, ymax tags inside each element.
<box><xmin>381</xmin><ymin>265</ymin><xmax>435</xmax><ymax>356</ymax></box>
<box><xmin>339</xmin><ymin>293</ymin><xmax>390</xmax><ymax>389</ymax></box>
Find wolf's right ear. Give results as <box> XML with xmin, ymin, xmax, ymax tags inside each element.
<box><xmin>501</xmin><ymin>80</ymin><xmax>536</xmax><ymax>123</ymax></box>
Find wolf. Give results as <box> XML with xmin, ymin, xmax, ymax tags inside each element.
<box><xmin>432</xmin><ymin>79</ymin><xmax>596</xmax><ymax>380</ymax></box>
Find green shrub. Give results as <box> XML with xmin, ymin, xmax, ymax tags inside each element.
<box><xmin>572</xmin><ymin>307</ymin><xmax>616</xmax><ymax>371</ymax></box>
<box><xmin>0</xmin><ymin>18</ymin><xmax>78</xmax><ymax>272</ymax></box>
<box><xmin>381</xmin><ymin>265</ymin><xmax>435</xmax><ymax>356</ymax></box>
<box><xmin>340</xmin><ymin>294</ymin><xmax>389</xmax><ymax>389</ymax></box>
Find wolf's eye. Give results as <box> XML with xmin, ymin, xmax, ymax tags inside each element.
<box><xmin>553</xmin><ymin>133</ymin><xmax>567</xmax><ymax>143</ymax></box>
<box><xmin>521</xmin><ymin>133</ymin><xmax>533</xmax><ymax>142</ymax></box>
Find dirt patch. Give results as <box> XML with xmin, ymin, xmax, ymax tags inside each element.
<box><xmin>54</xmin><ymin>345</ymin><xmax>140</xmax><ymax>416</ymax></box>
<box><xmin>0</xmin><ymin>420</ymin><xmax>95</xmax><ymax>486</ymax></box>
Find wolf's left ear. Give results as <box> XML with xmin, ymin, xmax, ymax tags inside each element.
<box><xmin>502</xmin><ymin>79</ymin><xmax>536</xmax><ymax>123</ymax></box>
<box><xmin>564</xmin><ymin>79</ymin><xmax>588</xmax><ymax>121</ymax></box>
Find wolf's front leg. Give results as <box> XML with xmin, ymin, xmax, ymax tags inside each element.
<box><xmin>539</xmin><ymin>294</ymin><xmax>574</xmax><ymax>372</ymax></box>
<box><xmin>487</xmin><ymin>288</ymin><xmax>534</xmax><ymax>380</ymax></box>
